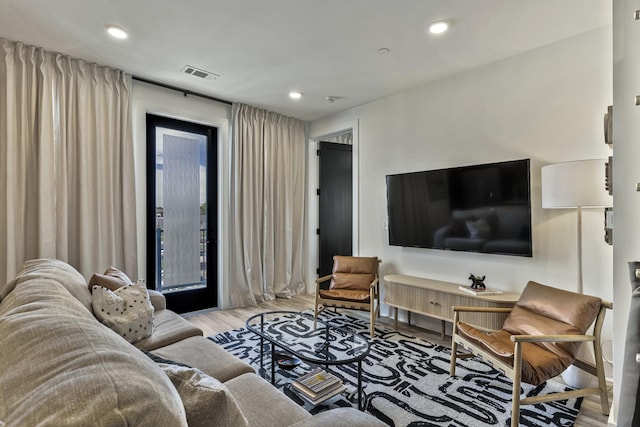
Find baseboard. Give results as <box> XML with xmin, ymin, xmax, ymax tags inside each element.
<box><xmin>607</xmin><ymin>399</ymin><xmax>617</xmax><ymax>426</ymax></box>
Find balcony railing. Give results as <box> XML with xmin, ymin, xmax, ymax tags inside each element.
<box><xmin>155</xmin><ymin>227</ymin><xmax>207</xmax><ymax>292</ymax></box>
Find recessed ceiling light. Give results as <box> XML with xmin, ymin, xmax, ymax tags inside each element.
<box><xmin>106</xmin><ymin>25</ymin><xmax>128</xmax><ymax>39</ymax></box>
<box><xmin>428</xmin><ymin>21</ymin><xmax>449</xmax><ymax>35</ymax></box>
<box><xmin>289</xmin><ymin>91</ymin><xmax>302</xmax><ymax>100</ymax></box>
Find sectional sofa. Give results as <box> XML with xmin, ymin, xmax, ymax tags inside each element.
<box><xmin>0</xmin><ymin>258</ymin><xmax>383</xmax><ymax>427</ymax></box>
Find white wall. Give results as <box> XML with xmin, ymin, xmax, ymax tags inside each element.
<box><xmin>310</xmin><ymin>25</ymin><xmax>614</xmax><ymax>367</ymax></box>
<box><xmin>131</xmin><ymin>81</ymin><xmax>232</xmax><ymax>307</ymax></box>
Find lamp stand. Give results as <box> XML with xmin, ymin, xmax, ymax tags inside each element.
<box><xmin>561</xmin><ymin>206</ymin><xmax>596</xmax><ymax>388</ymax></box>
<box><xmin>577</xmin><ymin>206</ymin><xmax>583</xmax><ymax>294</ymax></box>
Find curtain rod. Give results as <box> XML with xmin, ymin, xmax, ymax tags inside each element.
<box><xmin>132</xmin><ymin>75</ymin><xmax>232</xmax><ymax>106</ymax></box>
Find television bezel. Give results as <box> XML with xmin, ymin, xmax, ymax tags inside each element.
<box><xmin>385</xmin><ymin>158</ymin><xmax>532</xmax><ymax>257</ymax></box>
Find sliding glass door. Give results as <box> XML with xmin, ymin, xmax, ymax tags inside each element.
<box><xmin>146</xmin><ymin>114</ymin><xmax>217</xmax><ymax>313</ymax></box>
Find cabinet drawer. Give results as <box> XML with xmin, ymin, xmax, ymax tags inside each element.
<box><xmin>385</xmin><ymin>285</ymin><xmax>449</xmax><ymax>320</ymax></box>
<box><xmin>423</xmin><ymin>290</ymin><xmax>446</xmax><ymax>318</ymax></box>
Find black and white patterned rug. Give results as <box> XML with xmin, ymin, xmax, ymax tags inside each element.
<box><xmin>210</xmin><ymin>310</ymin><xmax>582</xmax><ymax>426</ymax></box>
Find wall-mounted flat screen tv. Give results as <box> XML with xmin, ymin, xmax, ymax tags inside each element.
<box><xmin>386</xmin><ymin>159</ymin><xmax>532</xmax><ymax>257</ymax></box>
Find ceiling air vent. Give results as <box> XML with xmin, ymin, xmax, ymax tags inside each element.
<box><xmin>181</xmin><ymin>65</ymin><xmax>219</xmax><ymax>80</ymax></box>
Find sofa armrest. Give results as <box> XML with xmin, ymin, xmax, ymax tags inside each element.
<box><xmin>147</xmin><ymin>289</ymin><xmax>166</xmax><ymax>310</ymax></box>
<box><xmin>288</xmin><ymin>408</ymin><xmax>386</xmax><ymax>427</ymax></box>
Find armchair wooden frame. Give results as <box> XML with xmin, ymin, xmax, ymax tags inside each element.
<box><xmin>449</xmin><ymin>301</ymin><xmax>612</xmax><ymax>427</ymax></box>
<box><xmin>313</xmin><ymin>258</ymin><xmax>381</xmax><ymax>339</ymax></box>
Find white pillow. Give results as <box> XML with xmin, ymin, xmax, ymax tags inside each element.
<box><xmin>92</xmin><ymin>280</ymin><xmax>154</xmax><ymax>343</ymax></box>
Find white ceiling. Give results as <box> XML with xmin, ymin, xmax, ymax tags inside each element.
<box><xmin>0</xmin><ymin>0</ymin><xmax>611</xmax><ymax>122</ymax></box>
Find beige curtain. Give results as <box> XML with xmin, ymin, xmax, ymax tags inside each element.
<box><xmin>229</xmin><ymin>103</ymin><xmax>306</xmax><ymax>306</ymax></box>
<box><xmin>0</xmin><ymin>38</ymin><xmax>137</xmax><ymax>284</ymax></box>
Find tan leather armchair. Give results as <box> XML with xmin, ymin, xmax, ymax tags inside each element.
<box><xmin>450</xmin><ymin>281</ymin><xmax>611</xmax><ymax>427</ymax></box>
<box><xmin>313</xmin><ymin>256</ymin><xmax>380</xmax><ymax>338</ymax></box>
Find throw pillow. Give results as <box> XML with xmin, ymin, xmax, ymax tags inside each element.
<box><xmin>104</xmin><ymin>266</ymin><xmax>134</xmax><ymax>285</ymax></box>
<box><xmin>466</xmin><ymin>218</ymin><xmax>491</xmax><ymax>239</ymax></box>
<box><xmin>92</xmin><ymin>280</ymin><xmax>154</xmax><ymax>343</ymax></box>
<box><xmin>88</xmin><ymin>273</ymin><xmax>126</xmax><ymax>293</ymax></box>
<box><xmin>157</xmin><ymin>363</ymin><xmax>248</xmax><ymax>427</ymax></box>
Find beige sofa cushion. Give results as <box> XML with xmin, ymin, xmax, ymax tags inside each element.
<box><xmin>0</xmin><ymin>269</ymin><xmax>187</xmax><ymax>426</ymax></box>
<box><xmin>134</xmin><ymin>309</ymin><xmax>203</xmax><ymax>351</ymax></box>
<box><xmin>289</xmin><ymin>407</ymin><xmax>387</xmax><ymax>427</ymax></box>
<box><xmin>158</xmin><ymin>363</ymin><xmax>248</xmax><ymax>427</ymax></box>
<box><xmin>225</xmin><ymin>373</ymin><xmax>311</xmax><ymax>427</ymax></box>
<box><xmin>152</xmin><ymin>336</ymin><xmax>255</xmax><ymax>382</ymax></box>
<box><xmin>1</xmin><ymin>258</ymin><xmax>92</xmax><ymax>312</ymax></box>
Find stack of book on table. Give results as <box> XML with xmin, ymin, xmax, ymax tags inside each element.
<box><xmin>291</xmin><ymin>367</ymin><xmax>346</xmax><ymax>405</ymax></box>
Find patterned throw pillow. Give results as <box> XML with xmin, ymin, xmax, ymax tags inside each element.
<box><xmin>92</xmin><ymin>280</ymin><xmax>155</xmax><ymax>343</ymax></box>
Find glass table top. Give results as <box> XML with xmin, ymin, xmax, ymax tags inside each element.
<box><xmin>245</xmin><ymin>311</ymin><xmax>370</xmax><ymax>365</ymax></box>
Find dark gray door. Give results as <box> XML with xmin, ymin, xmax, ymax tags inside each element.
<box><xmin>318</xmin><ymin>142</ymin><xmax>353</xmax><ymax>277</ymax></box>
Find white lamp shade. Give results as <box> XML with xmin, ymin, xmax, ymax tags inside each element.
<box><xmin>541</xmin><ymin>159</ymin><xmax>611</xmax><ymax>209</ymax></box>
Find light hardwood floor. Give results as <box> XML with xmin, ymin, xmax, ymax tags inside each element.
<box><xmin>184</xmin><ymin>293</ymin><xmax>612</xmax><ymax>427</ymax></box>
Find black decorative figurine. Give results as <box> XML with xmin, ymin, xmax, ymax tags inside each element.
<box><xmin>469</xmin><ymin>274</ymin><xmax>486</xmax><ymax>290</ymax></box>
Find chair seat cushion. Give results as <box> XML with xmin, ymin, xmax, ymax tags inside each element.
<box><xmin>457</xmin><ymin>322</ymin><xmax>573</xmax><ymax>385</ymax></box>
<box><xmin>319</xmin><ymin>289</ymin><xmax>370</xmax><ymax>303</ymax></box>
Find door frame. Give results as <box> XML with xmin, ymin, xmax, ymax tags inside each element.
<box><xmin>307</xmin><ymin>119</ymin><xmax>359</xmax><ymax>291</ymax></box>
<box><xmin>145</xmin><ymin>113</ymin><xmax>218</xmax><ymax>312</ymax></box>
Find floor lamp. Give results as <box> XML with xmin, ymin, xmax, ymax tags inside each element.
<box><xmin>541</xmin><ymin>159</ymin><xmax>612</xmax><ymax>387</ymax></box>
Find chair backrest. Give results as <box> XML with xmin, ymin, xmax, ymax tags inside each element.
<box><xmin>330</xmin><ymin>256</ymin><xmax>379</xmax><ymax>291</ymax></box>
<box><xmin>502</xmin><ymin>281</ymin><xmax>602</xmax><ymax>358</ymax></box>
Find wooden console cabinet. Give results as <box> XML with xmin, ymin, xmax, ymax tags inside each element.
<box><xmin>383</xmin><ymin>274</ymin><xmax>519</xmax><ymax>339</ymax></box>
